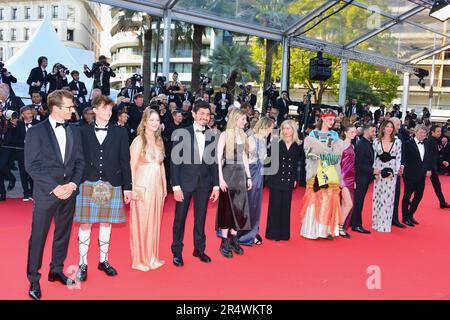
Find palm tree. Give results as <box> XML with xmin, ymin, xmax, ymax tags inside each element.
<box><xmin>206</xmin><ymin>44</ymin><xmax>259</xmax><ymax>98</ymax></box>
<box><xmin>111</xmin><ymin>8</ymin><xmax>153</xmax><ymax>104</ymax></box>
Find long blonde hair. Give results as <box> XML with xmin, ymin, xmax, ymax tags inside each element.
<box><xmin>225</xmin><ymin>108</ymin><xmax>249</xmax><ymax>160</ymax></box>
<box><xmin>280</xmin><ymin>119</ymin><xmax>301</xmax><ymax>145</ymax></box>
<box><xmin>253</xmin><ymin>116</ymin><xmax>274</xmax><ymax>136</ymax></box>
<box><xmin>137</xmin><ymin>108</ymin><xmax>165</xmax><ymax>157</ymax></box>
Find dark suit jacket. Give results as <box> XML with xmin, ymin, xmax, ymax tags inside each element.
<box><xmin>427</xmin><ymin>137</ymin><xmax>442</xmax><ymax>173</ymax></box>
<box><xmin>84</xmin><ymin>65</ymin><xmax>115</xmax><ymax>96</ymax></box>
<box><xmin>276</xmin><ymin>97</ymin><xmax>291</xmax><ymax>120</ymax></box>
<box><xmin>354</xmin><ymin>137</ymin><xmax>375</xmax><ymax>181</ymax></box>
<box><xmin>346</xmin><ymin>104</ymin><xmax>363</xmax><ymax>118</ymax></box>
<box><xmin>170</xmin><ymin>125</ymin><xmax>219</xmax><ymax>192</ymax></box>
<box><xmin>47</xmin><ymin>73</ymin><xmax>69</xmax><ymax>94</ymax></box>
<box><xmin>15</xmin><ymin>119</ymin><xmax>40</xmax><ymax>148</ymax></box>
<box><xmin>401</xmin><ymin>139</ymin><xmax>432</xmax><ymax>182</ymax></box>
<box><xmin>214</xmin><ymin>92</ymin><xmax>232</xmax><ymax>118</ymax></box>
<box><xmin>374</xmin><ymin>108</ymin><xmax>386</xmax><ymax>123</ymax></box>
<box><xmin>24</xmin><ymin>119</ymin><xmax>85</xmax><ymax>200</ymax></box>
<box><xmin>26</xmin><ymin>67</ymin><xmax>48</xmax><ymax>95</ymax></box>
<box><xmin>127</xmin><ymin>104</ymin><xmax>146</xmax><ymax>133</ymax></box>
<box><xmin>1</xmin><ymin>73</ymin><xmax>17</xmax><ymax>96</ymax></box>
<box><xmin>69</xmin><ymin>80</ymin><xmax>88</xmax><ymax>104</ymax></box>
<box><xmin>79</xmin><ymin>123</ymin><xmax>132</xmax><ymax>189</ymax></box>
<box><xmin>180</xmin><ymin>91</ymin><xmax>195</xmax><ymax>105</ymax></box>
<box><xmin>2</xmin><ymin>95</ymin><xmax>24</xmax><ymax>112</ymax></box>
<box><xmin>267</xmin><ymin>140</ymin><xmax>300</xmax><ymax>190</ymax></box>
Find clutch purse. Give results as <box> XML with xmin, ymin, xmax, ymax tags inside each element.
<box><xmin>132</xmin><ymin>186</ymin><xmax>146</xmax><ymax>201</ymax></box>
<box><xmin>317</xmin><ymin>159</ymin><xmax>339</xmax><ymax>186</ymax></box>
<box><xmin>380</xmin><ymin>168</ymin><xmax>394</xmax><ymax>178</ymax></box>
<box><xmin>92</xmin><ymin>182</ymin><xmax>113</xmax><ymax>205</ymax></box>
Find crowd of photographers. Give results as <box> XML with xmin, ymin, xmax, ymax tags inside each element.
<box><xmin>1</xmin><ymin>55</ymin><xmax>450</xmax><ymax>202</ymax></box>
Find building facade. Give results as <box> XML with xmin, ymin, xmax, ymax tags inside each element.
<box><xmin>109</xmin><ymin>9</ymin><xmax>226</xmax><ymax>89</ymax></box>
<box><xmin>0</xmin><ymin>0</ymin><xmax>102</xmax><ymax>62</ymax></box>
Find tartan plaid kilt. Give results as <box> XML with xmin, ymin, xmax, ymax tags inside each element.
<box><xmin>74</xmin><ymin>180</ymin><xmax>125</xmax><ymax>224</ymax></box>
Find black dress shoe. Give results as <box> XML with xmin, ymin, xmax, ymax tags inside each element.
<box><xmin>410</xmin><ymin>217</ymin><xmax>419</xmax><ymax>225</ymax></box>
<box><xmin>29</xmin><ymin>282</ymin><xmax>41</xmax><ymax>300</ymax></box>
<box><xmin>229</xmin><ymin>235</ymin><xmax>244</xmax><ymax>255</ymax></box>
<box><xmin>0</xmin><ymin>194</ymin><xmax>5</xmax><ymax>201</ymax></box>
<box><xmin>48</xmin><ymin>272</ymin><xmax>76</xmax><ymax>286</ymax></box>
<box><xmin>219</xmin><ymin>237</ymin><xmax>233</xmax><ymax>258</ymax></box>
<box><xmin>98</xmin><ymin>261</ymin><xmax>118</xmax><ymax>276</ymax></box>
<box><xmin>392</xmin><ymin>221</ymin><xmax>407</xmax><ymax>228</ymax></box>
<box><xmin>403</xmin><ymin>219</ymin><xmax>415</xmax><ymax>227</ymax></box>
<box><xmin>440</xmin><ymin>202</ymin><xmax>450</xmax><ymax>209</ymax></box>
<box><xmin>7</xmin><ymin>176</ymin><xmax>16</xmax><ymax>191</ymax></box>
<box><xmin>193</xmin><ymin>250</ymin><xmax>212</xmax><ymax>263</ymax></box>
<box><xmin>76</xmin><ymin>264</ymin><xmax>88</xmax><ymax>282</ymax></box>
<box><xmin>351</xmin><ymin>226</ymin><xmax>371</xmax><ymax>234</ymax></box>
<box><xmin>173</xmin><ymin>254</ymin><xmax>184</xmax><ymax>267</ymax></box>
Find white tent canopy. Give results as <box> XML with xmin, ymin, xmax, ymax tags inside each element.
<box><xmin>6</xmin><ymin>15</ymin><xmax>94</xmax><ymax>99</ymax></box>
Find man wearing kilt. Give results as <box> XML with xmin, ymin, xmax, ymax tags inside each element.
<box><xmin>74</xmin><ymin>95</ymin><xmax>132</xmax><ymax>282</ymax></box>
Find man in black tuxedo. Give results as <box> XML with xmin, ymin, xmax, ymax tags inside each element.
<box><xmin>74</xmin><ymin>95</ymin><xmax>132</xmax><ymax>282</ymax></box>
<box><xmin>0</xmin><ymin>83</ymin><xmax>24</xmax><ymax>113</ymax></box>
<box><xmin>0</xmin><ymin>67</ymin><xmax>18</xmax><ymax>96</ymax></box>
<box><xmin>351</xmin><ymin>124</ymin><xmax>377</xmax><ymax>234</ymax></box>
<box><xmin>242</xmin><ymin>84</ymin><xmax>257</xmax><ymax>108</ymax></box>
<box><xmin>83</xmin><ymin>55</ymin><xmax>115</xmax><ymax>96</ymax></box>
<box><xmin>345</xmin><ymin>98</ymin><xmax>363</xmax><ymax>119</ymax></box>
<box><xmin>116</xmin><ymin>110</ymin><xmax>133</xmax><ymax>145</ymax></box>
<box><xmin>374</xmin><ymin>105</ymin><xmax>386</xmax><ymax>124</ymax></box>
<box><xmin>428</xmin><ymin>125</ymin><xmax>450</xmax><ymax>209</ymax></box>
<box><xmin>214</xmin><ymin>84</ymin><xmax>232</xmax><ymax>123</ymax></box>
<box><xmin>69</xmin><ymin>71</ymin><xmax>88</xmax><ymax>109</ymax></box>
<box><xmin>28</xmin><ymin>91</ymin><xmax>48</xmax><ymax>122</ymax></box>
<box><xmin>401</xmin><ymin>125</ymin><xmax>432</xmax><ymax>227</ymax></box>
<box><xmin>276</xmin><ymin>90</ymin><xmax>291</xmax><ymax>121</ymax></box>
<box><xmin>170</xmin><ymin>101</ymin><xmax>219</xmax><ymax>267</ymax></box>
<box><xmin>440</xmin><ymin>136</ymin><xmax>450</xmax><ymax>174</ymax></box>
<box><xmin>162</xmin><ymin>110</ymin><xmax>184</xmax><ymax>192</ymax></box>
<box><xmin>16</xmin><ymin>106</ymin><xmax>40</xmax><ymax>201</ymax></box>
<box><xmin>25</xmin><ymin>90</ymin><xmax>85</xmax><ymax>300</ymax></box>
<box><xmin>26</xmin><ymin>56</ymin><xmax>49</xmax><ymax>98</ymax></box>
<box><xmin>127</xmin><ymin>94</ymin><xmax>146</xmax><ymax>140</ymax></box>
<box><xmin>117</xmin><ymin>77</ymin><xmax>143</xmax><ymax>102</ymax></box>
<box><xmin>179</xmin><ymin>84</ymin><xmax>194</xmax><ymax>106</ymax></box>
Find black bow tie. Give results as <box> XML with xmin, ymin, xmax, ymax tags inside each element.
<box><xmin>95</xmin><ymin>127</ymin><xmax>108</xmax><ymax>132</ymax></box>
<box><xmin>418</xmin><ymin>141</ymin><xmax>424</xmax><ymax>145</ymax></box>
<box><xmin>55</xmin><ymin>122</ymin><xmax>68</xmax><ymax>129</ymax></box>
<box><xmin>195</xmin><ymin>129</ymin><xmax>206</xmax><ymax>134</ymax></box>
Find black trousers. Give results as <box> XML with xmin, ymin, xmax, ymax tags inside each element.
<box><xmin>430</xmin><ymin>171</ymin><xmax>446</xmax><ymax>206</ymax></box>
<box><xmin>171</xmin><ymin>188</ymin><xmax>210</xmax><ymax>255</ymax></box>
<box><xmin>16</xmin><ymin>150</ymin><xmax>33</xmax><ymax>197</ymax></box>
<box><xmin>350</xmin><ymin>176</ymin><xmax>372</xmax><ymax>228</ymax></box>
<box><xmin>402</xmin><ymin>177</ymin><xmax>426</xmax><ymax>221</ymax></box>
<box><xmin>265</xmin><ymin>188</ymin><xmax>293</xmax><ymax>241</ymax></box>
<box><xmin>0</xmin><ymin>148</ymin><xmax>14</xmax><ymax>195</ymax></box>
<box><xmin>392</xmin><ymin>176</ymin><xmax>401</xmax><ymax>224</ymax></box>
<box><xmin>27</xmin><ymin>195</ymin><xmax>76</xmax><ymax>283</ymax></box>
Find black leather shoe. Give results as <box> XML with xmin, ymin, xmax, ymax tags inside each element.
<box><xmin>173</xmin><ymin>254</ymin><xmax>184</xmax><ymax>267</ymax></box>
<box><xmin>193</xmin><ymin>250</ymin><xmax>212</xmax><ymax>263</ymax></box>
<box><xmin>0</xmin><ymin>194</ymin><xmax>5</xmax><ymax>201</ymax></box>
<box><xmin>351</xmin><ymin>226</ymin><xmax>371</xmax><ymax>234</ymax></box>
<box><xmin>410</xmin><ymin>217</ymin><xmax>419</xmax><ymax>225</ymax></box>
<box><xmin>440</xmin><ymin>202</ymin><xmax>450</xmax><ymax>209</ymax></box>
<box><xmin>229</xmin><ymin>235</ymin><xmax>244</xmax><ymax>255</ymax></box>
<box><xmin>76</xmin><ymin>264</ymin><xmax>88</xmax><ymax>282</ymax></box>
<box><xmin>7</xmin><ymin>176</ymin><xmax>16</xmax><ymax>191</ymax></box>
<box><xmin>98</xmin><ymin>261</ymin><xmax>118</xmax><ymax>276</ymax></box>
<box><xmin>48</xmin><ymin>272</ymin><xmax>76</xmax><ymax>286</ymax></box>
<box><xmin>392</xmin><ymin>221</ymin><xmax>407</xmax><ymax>228</ymax></box>
<box><xmin>219</xmin><ymin>237</ymin><xmax>233</xmax><ymax>258</ymax></box>
<box><xmin>403</xmin><ymin>219</ymin><xmax>415</xmax><ymax>227</ymax></box>
<box><xmin>28</xmin><ymin>282</ymin><xmax>41</xmax><ymax>300</ymax></box>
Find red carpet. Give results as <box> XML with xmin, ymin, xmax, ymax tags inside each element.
<box><xmin>1</xmin><ymin>177</ymin><xmax>450</xmax><ymax>300</ymax></box>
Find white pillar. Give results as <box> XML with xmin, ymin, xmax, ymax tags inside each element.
<box><xmin>162</xmin><ymin>9</ymin><xmax>172</xmax><ymax>81</ymax></box>
<box><xmin>338</xmin><ymin>58</ymin><xmax>348</xmax><ymax>111</ymax></box>
<box><xmin>281</xmin><ymin>36</ymin><xmax>289</xmax><ymax>91</ymax></box>
<box><xmin>401</xmin><ymin>72</ymin><xmax>410</xmax><ymax>122</ymax></box>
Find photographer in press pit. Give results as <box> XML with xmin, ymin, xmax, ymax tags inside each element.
<box><xmin>263</xmin><ymin>83</ymin><xmax>279</xmax><ymax>114</ymax></box>
<box><xmin>0</xmin><ymin>62</ymin><xmax>18</xmax><ymax>97</ymax></box>
<box><xmin>69</xmin><ymin>70</ymin><xmax>88</xmax><ymax>113</ymax></box>
<box><xmin>150</xmin><ymin>76</ymin><xmax>166</xmax><ymax>99</ymax></box>
<box><xmin>0</xmin><ymin>108</ymin><xmax>20</xmax><ymax>201</ymax></box>
<box><xmin>118</xmin><ymin>74</ymin><xmax>144</xmax><ymax>102</ymax></box>
<box><xmin>46</xmin><ymin>63</ymin><xmax>69</xmax><ymax>94</ymax></box>
<box><xmin>83</xmin><ymin>55</ymin><xmax>116</xmax><ymax>96</ymax></box>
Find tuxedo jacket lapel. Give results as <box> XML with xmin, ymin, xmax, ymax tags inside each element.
<box><xmin>64</xmin><ymin>125</ymin><xmax>74</xmax><ymax>166</ymax></box>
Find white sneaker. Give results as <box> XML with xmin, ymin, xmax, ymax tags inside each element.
<box><xmin>23</xmin><ymin>197</ymin><xmax>30</xmax><ymax>202</ymax></box>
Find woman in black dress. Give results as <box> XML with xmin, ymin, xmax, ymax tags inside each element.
<box><xmin>266</xmin><ymin>120</ymin><xmax>301</xmax><ymax>241</ymax></box>
<box><xmin>216</xmin><ymin>108</ymin><xmax>252</xmax><ymax>258</ymax></box>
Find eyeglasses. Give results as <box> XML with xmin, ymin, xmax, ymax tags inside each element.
<box><xmin>60</xmin><ymin>105</ymin><xmax>76</xmax><ymax>110</ymax></box>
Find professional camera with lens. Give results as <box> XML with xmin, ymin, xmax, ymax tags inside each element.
<box><xmin>3</xmin><ymin>110</ymin><xmax>18</xmax><ymax>121</ymax></box>
<box><xmin>156</xmin><ymin>76</ymin><xmax>166</xmax><ymax>86</ymax></box>
<box><xmin>130</xmin><ymin>73</ymin><xmax>143</xmax><ymax>84</ymax></box>
<box><xmin>55</xmin><ymin>63</ymin><xmax>70</xmax><ymax>75</ymax></box>
<box><xmin>93</xmin><ymin>60</ymin><xmax>110</xmax><ymax>72</ymax></box>
<box><xmin>200</xmin><ymin>74</ymin><xmax>212</xmax><ymax>86</ymax></box>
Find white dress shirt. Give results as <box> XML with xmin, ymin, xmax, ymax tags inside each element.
<box><xmin>414</xmin><ymin>137</ymin><xmax>425</xmax><ymax>161</ymax></box>
<box><xmin>94</xmin><ymin>123</ymin><xmax>108</xmax><ymax>145</ymax></box>
<box><xmin>48</xmin><ymin>116</ymin><xmax>67</xmax><ymax>163</ymax></box>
